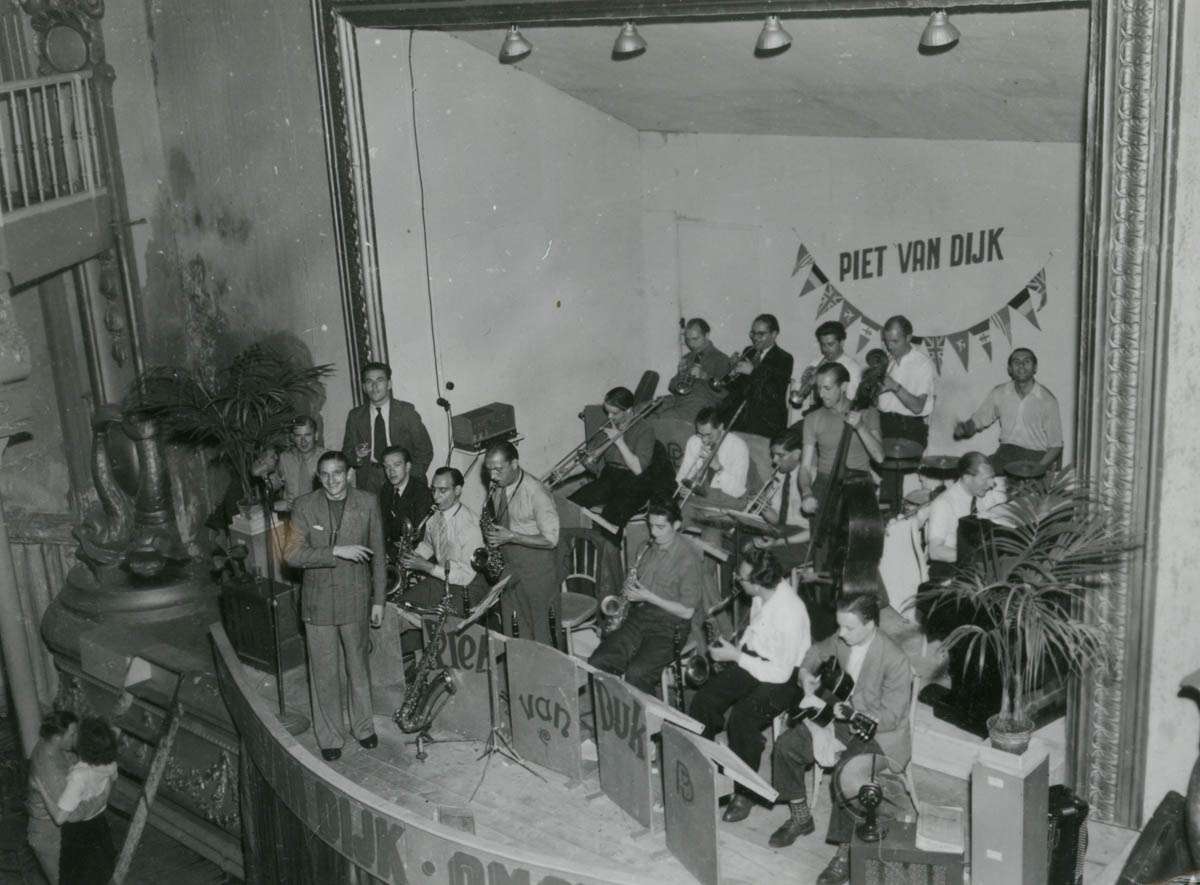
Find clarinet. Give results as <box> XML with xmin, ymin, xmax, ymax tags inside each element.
<box><xmin>547</xmin><ymin>606</ymin><xmax>559</xmax><ymax>652</ymax></box>
<box><xmin>510</xmin><ymin>611</ymin><xmax>520</xmax><ymax>638</ymax></box>
<box><xmin>671</xmin><ymin>630</ymin><xmax>686</xmax><ymax>710</ymax></box>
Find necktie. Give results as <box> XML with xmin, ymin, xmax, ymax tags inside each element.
<box><xmin>969</xmin><ymin>495</ymin><xmax>978</xmax><ymax>517</ymax></box>
<box><xmin>777</xmin><ymin>474</ymin><xmax>791</xmax><ymax>527</ymax></box>
<box><xmin>373</xmin><ymin>408</ymin><xmax>387</xmax><ymax>464</ymax></box>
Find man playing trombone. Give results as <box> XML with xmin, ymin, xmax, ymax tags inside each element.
<box><xmin>588</xmin><ymin>499</ymin><xmax>706</xmax><ymax>694</ymax></box>
<box><xmin>675</xmin><ymin>406</ymin><xmax>749</xmax><ymax>545</ymax></box>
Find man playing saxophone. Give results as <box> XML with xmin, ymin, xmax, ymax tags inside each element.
<box><xmin>482</xmin><ymin>441</ymin><xmax>561</xmax><ymax>646</ymax></box>
<box><xmin>379</xmin><ymin>445</ymin><xmax>433</xmax><ymax>555</ymax></box>
<box><xmin>588</xmin><ymin>499</ymin><xmax>707</xmax><ymax>694</ymax></box>
<box><xmin>400</xmin><ymin>467</ymin><xmax>485</xmax><ymax>615</ymax></box>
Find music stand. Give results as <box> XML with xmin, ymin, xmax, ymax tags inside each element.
<box><xmin>451</xmin><ymin>577</ymin><xmax>546</xmax><ymax>798</ymax></box>
<box><xmin>694</xmin><ymin>506</ymin><xmax>793</xmax><ymax>626</ymax></box>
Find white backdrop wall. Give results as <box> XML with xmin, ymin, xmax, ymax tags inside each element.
<box><xmin>640</xmin><ymin>132</ymin><xmax>1082</xmax><ymax>457</ymax></box>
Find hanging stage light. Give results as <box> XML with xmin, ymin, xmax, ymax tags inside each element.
<box><xmin>755</xmin><ymin>15</ymin><xmax>793</xmax><ymax>57</ymax></box>
<box><xmin>499</xmin><ymin>25</ymin><xmax>533</xmax><ymax>63</ymax></box>
<box><xmin>919</xmin><ymin>10</ymin><xmax>961</xmax><ymax>51</ymax></box>
<box><xmin>612</xmin><ymin>22</ymin><xmax>647</xmax><ymax>59</ymax></box>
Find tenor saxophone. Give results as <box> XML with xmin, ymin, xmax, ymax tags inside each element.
<box><xmin>599</xmin><ymin>542</ymin><xmax>652</xmax><ymax>633</ymax></box>
<box><xmin>393</xmin><ymin>576</ymin><xmax>456</xmax><ymax>734</ymax></box>
<box><xmin>472</xmin><ymin>478</ymin><xmax>507</xmax><ymax>583</ymax></box>
<box><xmin>386</xmin><ymin>504</ymin><xmax>437</xmax><ymax>601</ymax></box>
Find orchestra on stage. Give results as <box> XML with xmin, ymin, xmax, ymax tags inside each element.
<box><xmin>248</xmin><ymin>309</ymin><xmax>1065</xmax><ymax>885</ymax></box>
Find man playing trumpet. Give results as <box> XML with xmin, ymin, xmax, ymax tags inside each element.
<box><xmin>665</xmin><ymin>318</ymin><xmax>732</xmax><ymax>422</ymax></box>
<box><xmin>588</xmin><ymin>499</ymin><xmax>706</xmax><ymax>694</ymax></box>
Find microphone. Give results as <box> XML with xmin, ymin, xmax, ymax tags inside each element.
<box><xmin>436</xmin><ymin>397</ymin><xmax>451</xmax><ymax>411</ymax></box>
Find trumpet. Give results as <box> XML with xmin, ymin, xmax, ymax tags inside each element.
<box><xmin>671</xmin><ymin>350</ymin><xmax>703</xmax><ymax>396</ymax></box>
<box><xmin>744</xmin><ymin>470</ymin><xmax>785</xmax><ymax>517</ymax></box>
<box><xmin>710</xmin><ymin>346</ymin><xmax>757</xmax><ymax>392</ymax></box>
<box><xmin>599</xmin><ymin>541</ymin><xmax>652</xmax><ymax>633</ymax></box>
<box><xmin>788</xmin><ymin>366</ymin><xmax>818</xmax><ymax>409</ymax></box>
<box><xmin>541</xmin><ymin>396</ymin><xmax>666</xmax><ymax>488</ymax></box>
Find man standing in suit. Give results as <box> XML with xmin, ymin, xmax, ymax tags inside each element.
<box><xmin>720</xmin><ymin>313</ymin><xmax>794</xmax><ymax>440</ymax></box>
<box><xmin>285</xmin><ymin>451</ymin><xmax>386</xmax><ymax>761</ymax></box>
<box><xmin>343</xmin><ymin>362</ymin><xmax>434</xmax><ymax>494</ymax></box>
<box><xmin>769</xmin><ymin>593</ymin><xmax>912</xmax><ymax>884</ymax></box>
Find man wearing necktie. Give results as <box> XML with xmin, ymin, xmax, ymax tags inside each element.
<box><xmin>342</xmin><ymin>362</ymin><xmax>434</xmax><ymax>494</ymax></box>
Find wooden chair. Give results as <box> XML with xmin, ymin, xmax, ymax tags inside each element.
<box><xmin>559</xmin><ymin>530</ymin><xmax>601</xmax><ymax>657</ymax></box>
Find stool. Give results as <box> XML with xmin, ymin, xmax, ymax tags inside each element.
<box><xmin>559</xmin><ymin>590</ymin><xmax>599</xmax><ymax>657</ymax></box>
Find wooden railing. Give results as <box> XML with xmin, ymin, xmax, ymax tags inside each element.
<box><xmin>0</xmin><ymin>71</ymin><xmax>105</xmax><ymax>219</ymax></box>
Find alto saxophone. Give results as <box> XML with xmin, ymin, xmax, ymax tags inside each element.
<box><xmin>600</xmin><ymin>542</ymin><xmax>652</xmax><ymax>633</ymax></box>
<box><xmin>386</xmin><ymin>504</ymin><xmax>437</xmax><ymax>602</ymax></box>
<box><xmin>393</xmin><ymin>576</ymin><xmax>456</xmax><ymax>735</ymax></box>
<box><xmin>472</xmin><ymin>477</ymin><xmax>507</xmax><ymax>583</ymax></box>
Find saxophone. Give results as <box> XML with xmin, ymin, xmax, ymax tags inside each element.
<box><xmin>386</xmin><ymin>504</ymin><xmax>437</xmax><ymax>602</ymax></box>
<box><xmin>599</xmin><ymin>541</ymin><xmax>652</xmax><ymax>633</ymax></box>
<box><xmin>393</xmin><ymin>576</ymin><xmax>456</xmax><ymax>734</ymax></box>
<box><xmin>471</xmin><ymin>477</ymin><xmax>507</xmax><ymax>583</ymax></box>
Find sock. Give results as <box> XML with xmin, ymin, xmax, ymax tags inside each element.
<box><xmin>789</xmin><ymin>799</ymin><xmax>813</xmax><ymax>824</ymax></box>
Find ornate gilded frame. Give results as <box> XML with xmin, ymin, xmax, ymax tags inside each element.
<box><xmin>310</xmin><ymin>0</ymin><xmax>1177</xmax><ymax>826</ymax></box>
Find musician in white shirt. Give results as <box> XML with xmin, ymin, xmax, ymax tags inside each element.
<box><xmin>924</xmin><ymin>451</ymin><xmax>1005</xmax><ymax>580</ymax></box>
<box><xmin>676</xmin><ymin>407</ymin><xmax>750</xmax><ymax>544</ymax></box>
<box><xmin>792</xmin><ymin>321</ymin><xmax>863</xmax><ymax>413</ymax></box>
<box><xmin>688</xmin><ymin>549</ymin><xmax>810</xmax><ymax>824</ymax></box>
<box><xmin>401</xmin><ymin>466</ymin><xmax>486</xmax><ymax>612</ymax></box>
<box><xmin>877</xmin><ymin>315</ymin><xmax>936</xmax><ymax>449</ymax></box>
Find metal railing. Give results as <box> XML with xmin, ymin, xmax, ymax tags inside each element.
<box><xmin>0</xmin><ymin>70</ymin><xmax>106</xmax><ymax>219</ymax></box>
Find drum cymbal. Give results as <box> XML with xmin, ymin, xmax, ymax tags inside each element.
<box><xmin>882</xmin><ymin>438</ymin><xmax>925</xmax><ymax>461</ymax></box>
<box><xmin>904</xmin><ymin>488</ymin><xmax>934</xmax><ymax>507</ymax></box>
<box><xmin>1005</xmin><ymin>460</ymin><xmax>1046</xmax><ymax>478</ymax></box>
<box><xmin>920</xmin><ymin>454</ymin><xmax>959</xmax><ymax>472</ymax></box>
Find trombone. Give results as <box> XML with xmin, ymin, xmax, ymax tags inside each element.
<box><xmin>674</xmin><ymin>402</ymin><xmax>746</xmax><ymax>509</ymax></box>
<box><xmin>542</xmin><ymin>396</ymin><xmax>666</xmax><ymax>488</ymax></box>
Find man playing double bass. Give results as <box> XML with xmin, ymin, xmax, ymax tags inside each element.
<box><xmin>799</xmin><ymin>363</ymin><xmax>883</xmax><ymax>520</ymax></box>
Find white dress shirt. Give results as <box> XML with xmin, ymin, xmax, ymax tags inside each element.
<box><xmin>415</xmin><ymin>502</ymin><xmax>484</xmax><ymax>586</ymax></box>
<box><xmin>737</xmin><ymin>581</ymin><xmax>811</xmax><ymax>684</ymax></box>
<box><xmin>676</xmin><ymin>432</ymin><xmax>750</xmax><ymax>498</ymax></box>
<box><xmin>878</xmin><ymin>348</ymin><xmax>936</xmax><ymax>417</ymax></box>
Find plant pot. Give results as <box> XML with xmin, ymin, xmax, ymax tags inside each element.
<box><xmin>237</xmin><ymin>499</ymin><xmax>261</xmax><ymax>520</ymax></box>
<box><xmin>987</xmin><ymin>714</ymin><xmax>1035</xmax><ymax>755</ymax></box>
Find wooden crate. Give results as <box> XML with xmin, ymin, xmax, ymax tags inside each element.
<box><xmin>219</xmin><ymin>579</ymin><xmax>304</xmax><ymax>673</ymax></box>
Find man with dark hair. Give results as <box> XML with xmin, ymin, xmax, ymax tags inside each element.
<box><xmin>752</xmin><ymin>433</ymin><xmax>808</xmax><ymax>569</ymax></box>
<box><xmin>954</xmin><ymin>348</ymin><xmax>1063</xmax><ymax>474</ymax></box>
<box><xmin>277</xmin><ymin>414</ymin><xmax>323</xmax><ymax>510</ymax></box>
<box><xmin>588</xmin><ymin>498</ymin><xmax>706</xmax><ymax>694</ymax></box>
<box><xmin>877</xmin><ymin>314</ymin><xmax>936</xmax><ymax>449</ymax></box>
<box><xmin>667</xmin><ymin>317</ymin><xmax>733</xmax><ymax>420</ymax></box>
<box><xmin>769</xmin><ymin>592</ymin><xmax>912</xmax><ymax>881</ymax></box>
<box><xmin>343</xmin><ymin>361</ymin><xmax>434</xmax><ymax>494</ymax></box>
<box><xmin>924</xmin><ymin>451</ymin><xmax>1000</xmax><ymax>579</ymax></box>
<box><xmin>689</xmin><ymin>549</ymin><xmax>810</xmax><ymax>823</ymax></box>
<box><xmin>285</xmin><ymin>450</ymin><xmax>386</xmax><ymax>761</ymax></box>
<box><xmin>675</xmin><ymin>406</ymin><xmax>750</xmax><ymax>543</ymax></box>
<box><xmin>482</xmin><ymin>441</ymin><xmax>561</xmax><ymax>645</ymax></box>
<box><xmin>720</xmin><ymin>313</ymin><xmax>795</xmax><ymax>441</ymax></box>
<box><xmin>401</xmin><ymin>466</ymin><xmax>486</xmax><ymax>612</ymax></box>
<box><xmin>793</xmin><ymin>321</ymin><xmax>863</xmax><ymax>413</ymax></box>
<box><xmin>800</xmin><ymin>362</ymin><xmax>883</xmax><ymax>518</ymax></box>
<box><xmin>378</xmin><ymin>444</ymin><xmax>433</xmax><ymax>553</ymax></box>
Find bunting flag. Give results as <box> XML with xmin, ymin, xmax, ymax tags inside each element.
<box><xmin>990</xmin><ymin>307</ymin><xmax>1013</xmax><ymax>345</ymax></box>
<box><xmin>948</xmin><ymin>330</ymin><xmax>971</xmax><ymax>371</ymax></box>
<box><xmin>856</xmin><ymin>316</ymin><xmax>882</xmax><ymax>353</ymax></box>
<box><xmin>969</xmin><ymin>319</ymin><xmax>992</xmax><ymax>361</ymax></box>
<box><xmin>838</xmin><ymin>299</ymin><xmax>862</xmax><ymax>329</ymax></box>
<box><xmin>792</xmin><ymin>244</ymin><xmax>814</xmax><ymax>277</ymax></box>
<box><xmin>1009</xmin><ymin>288</ymin><xmax>1041</xmax><ymax>330</ymax></box>
<box><xmin>925</xmin><ymin>336</ymin><xmax>946</xmax><ymax>375</ymax></box>
<box><xmin>817</xmin><ymin>283</ymin><xmax>843</xmax><ymax>317</ymax></box>
<box><xmin>792</xmin><ymin>241</ymin><xmax>1047</xmax><ymax>373</ymax></box>
<box><xmin>1026</xmin><ymin>268</ymin><xmax>1047</xmax><ymax>310</ymax></box>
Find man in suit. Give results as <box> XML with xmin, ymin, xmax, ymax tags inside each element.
<box><xmin>770</xmin><ymin>593</ymin><xmax>912</xmax><ymax>884</ymax></box>
<box><xmin>343</xmin><ymin>361</ymin><xmax>434</xmax><ymax>494</ymax></box>
<box><xmin>285</xmin><ymin>451</ymin><xmax>386</xmax><ymax>761</ymax></box>
<box><xmin>720</xmin><ymin>313</ymin><xmax>794</xmax><ymax>440</ymax></box>
<box><xmin>378</xmin><ymin>445</ymin><xmax>434</xmax><ymax>555</ymax></box>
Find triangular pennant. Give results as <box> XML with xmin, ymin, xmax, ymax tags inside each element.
<box><xmin>948</xmin><ymin>330</ymin><xmax>970</xmax><ymax>371</ymax></box>
<box><xmin>1026</xmin><ymin>268</ymin><xmax>1047</xmax><ymax>310</ymax></box>
<box><xmin>924</xmin><ymin>335</ymin><xmax>945</xmax><ymax>375</ymax></box>
<box><xmin>856</xmin><ymin>317</ymin><xmax>882</xmax><ymax>353</ymax></box>
<box><xmin>838</xmin><ymin>300</ymin><xmax>862</xmax><ymax>329</ymax></box>
<box><xmin>969</xmin><ymin>319</ymin><xmax>993</xmax><ymax>361</ymax></box>
<box><xmin>990</xmin><ymin>307</ymin><xmax>1013</xmax><ymax>345</ymax></box>
<box><xmin>792</xmin><ymin>244</ymin><xmax>814</xmax><ymax>278</ymax></box>
<box><xmin>812</xmin><ymin>264</ymin><xmax>829</xmax><ymax>285</ymax></box>
<box><xmin>816</xmin><ymin>283</ymin><xmax>843</xmax><ymax>318</ymax></box>
<box><xmin>799</xmin><ymin>267</ymin><xmax>823</xmax><ymax>298</ymax></box>
<box><xmin>1009</xmin><ymin>288</ymin><xmax>1041</xmax><ymax>330</ymax></box>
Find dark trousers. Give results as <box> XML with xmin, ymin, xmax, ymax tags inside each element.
<box><xmin>588</xmin><ymin>604</ymin><xmax>689</xmax><ymax>695</ymax></box>
<box><xmin>500</xmin><ymin>545</ymin><xmax>559</xmax><ymax>646</ymax></box>
<box><xmin>569</xmin><ymin>465</ymin><xmax>653</xmax><ymax>538</ymax></box>
<box><xmin>773</xmin><ymin>721</ymin><xmax>884</xmax><ymax>843</ymax></box>
<box><xmin>60</xmin><ymin>814</ymin><xmax>115</xmax><ymax>885</ymax></box>
<box><xmin>879</xmin><ymin>412</ymin><xmax>929</xmax><ymax>449</ymax></box>
<box><xmin>406</xmin><ymin>573</ymin><xmax>489</xmax><ymax>619</ymax></box>
<box><xmin>991</xmin><ymin>443</ymin><xmax>1048</xmax><ymax>474</ymax></box>
<box><xmin>688</xmin><ymin>666</ymin><xmax>800</xmax><ymax>777</ymax></box>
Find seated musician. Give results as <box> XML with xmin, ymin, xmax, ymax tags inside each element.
<box><xmin>378</xmin><ymin>445</ymin><xmax>433</xmax><ymax>553</ymax></box>
<box><xmin>953</xmin><ymin>348</ymin><xmax>1063</xmax><ymax>475</ymax></box>
<box><xmin>769</xmin><ymin>593</ymin><xmax>912</xmax><ymax>885</ymax></box>
<box><xmin>676</xmin><ymin>407</ymin><xmax>749</xmax><ymax>545</ymax></box>
<box><xmin>400</xmin><ymin>467</ymin><xmax>485</xmax><ymax>613</ymax></box>
<box><xmin>688</xmin><ymin>549</ymin><xmax>810</xmax><ymax>824</ymax></box>
<box><xmin>665</xmin><ymin>318</ymin><xmax>733</xmax><ymax>421</ymax></box>
<box><xmin>719</xmin><ymin>314</ymin><xmax>794</xmax><ymax>465</ymax></box>
<box><xmin>587</xmin><ymin>499</ymin><xmax>705</xmax><ymax>694</ymax></box>
<box><xmin>569</xmin><ymin>386</ymin><xmax>662</xmax><ymax>539</ymax></box>
<box><xmin>792</xmin><ymin>321</ymin><xmax>863</xmax><ymax>414</ymax></box>
<box><xmin>877</xmin><ymin>315</ymin><xmax>936</xmax><ymax>451</ymax></box>
<box><xmin>799</xmin><ymin>363</ymin><xmax>883</xmax><ymax>518</ymax></box>
<box><xmin>751</xmin><ymin>433</ymin><xmax>807</xmax><ymax>570</ymax></box>
<box><xmin>924</xmin><ymin>451</ymin><xmax>1001</xmax><ymax>582</ymax></box>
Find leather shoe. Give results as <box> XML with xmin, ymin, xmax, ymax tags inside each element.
<box><xmin>320</xmin><ymin>747</ymin><xmax>342</xmax><ymax>762</ymax></box>
<box><xmin>768</xmin><ymin>814</ymin><xmax>815</xmax><ymax>847</ymax></box>
<box><xmin>358</xmin><ymin>733</ymin><xmax>379</xmax><ymax>750</ymax></box>
<box><xmin>816</xmin><ymin>847</ymin><xmax>851</xmax><ymax>885</ymax></box>
<box><xmin>721</xmin><ymin>793</ymin><xmax>753</xmax><ymax>823</ymax></box>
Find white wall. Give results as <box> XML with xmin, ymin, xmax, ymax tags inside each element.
<box><xmin>358</xmin><ymin>31</ymin><xmax>647</xmax><ymax>471</ymax></box>
<box><xmin>640</xmin><ymin>132</ymin><xmax>1081</xmax><ymax>455</ymax></box>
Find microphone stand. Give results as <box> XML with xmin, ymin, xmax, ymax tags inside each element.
<box><xmin>259</xmin><ymin>478</ymin><xmax>309</xmax><ymax>736</ymax></box>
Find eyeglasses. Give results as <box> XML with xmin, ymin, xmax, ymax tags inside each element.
<box><xmin>749</xmin><ymin>330</ymin><xmax>771</xmax><ymax>338</ymax></box>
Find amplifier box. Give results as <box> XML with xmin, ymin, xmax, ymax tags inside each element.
<box><xmin>219</xmin><ymin>578</ymin><xmax>304</xmax><ymax>673</ymax></box>
<box><xmin>850</xmin><ymin>822</ymin><xmax>966</xmax><ymax>885</ymax></box>
<box><xmin>451</xmin><ymin>402</ymin><xmax>516</xmax><ymax>451</ymax></box>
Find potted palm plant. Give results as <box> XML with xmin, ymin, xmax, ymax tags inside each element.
<box><xmin>921</xmin><ymin>470</ymin><xmax>1131</xmax><ymax>754</ymax></box>
<box><xmin>127</xmin><ymin>344</ymin><xmax>333</xmax><ymax>516</ymax></box>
